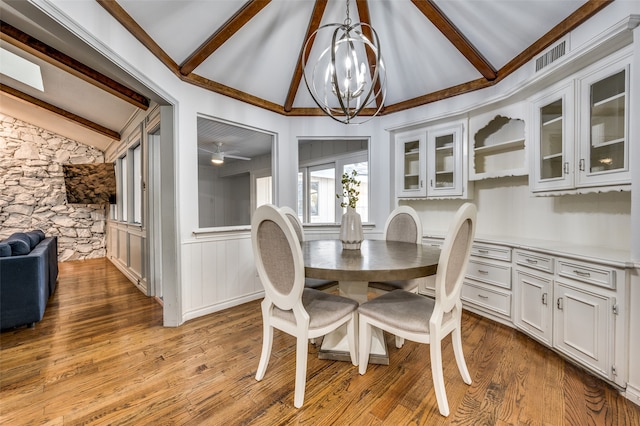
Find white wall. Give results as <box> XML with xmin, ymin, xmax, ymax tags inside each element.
<box><xmin>406</xmin><ymin>177</ymin><xmax>631</xmax><ymax>251</ymax></box>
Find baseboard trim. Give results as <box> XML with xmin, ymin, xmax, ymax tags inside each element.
<box><xmin>624</xmin><ymin>383</ymin><xmax>640</xmax><ymax>407</ymax></box>
<box><xmin>182</xmin><ymin>291</ymin><xmax>265</xmax><ymax>323</ymax></box>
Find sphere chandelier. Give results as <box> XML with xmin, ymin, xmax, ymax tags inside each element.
<box><xmin>302</xmin><ymin>0</ymin><xmax>386</xmax><ymax>124</ymax></box>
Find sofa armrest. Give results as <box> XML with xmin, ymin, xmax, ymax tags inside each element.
<box><xmin>0</xmin><ymin>254</ymin><xmax>48</xmax><ymax>329</ymax></box>
<box><xmin>38</xmin><ymin>237</ymin><xmax>58</xmax><ymax>296</ymax></box>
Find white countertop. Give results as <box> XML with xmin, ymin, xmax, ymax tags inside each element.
<box><xmin>423</xmin><ymin>232</ymin><xmax>635</xmax><ymax>268</ymax></box>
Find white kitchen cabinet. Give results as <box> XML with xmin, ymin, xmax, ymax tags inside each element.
<box><xmin>514</xmin><ymin>269</ymin><xmax>553</xmax><ymax>345</ymax></box>
<box><xmin>529</xmin><ymin>54</ymin><xmax>631</xmax><ymax>194</ymax></box>
<box><xmin>514</xmin><ymin>249</ymin><xmax>624</xmax><ymax>386</ymax></box>
<box><xmin>553</xmin><ymin>280</ymin><xmax>614</xmax><ymax>380</ymax></box>
<box><xmin>461</xmin><ymin>242</ymin><xmax>512</xmax><ymax>323</ymax></box>
<box><xmin>418</xmin><ymin>237</ymin><xmax>443</xmax><ymax>298</ymax></box>
<box><xmin>419</xmin><ymin>240</ymin><xmax>513</xmax><ymax>322</ymax></box>
<box><xmin>513</xmin><ymin>250</ymin><xmax>555</xmax><ymax>345</ymax></box>
<box><xmin>395</xmin><ymin>120</ymin><xmax>469</xmax><ymax>199</ymax></box>
<box><xmin>530</xmin><ymin>81</ymin><xmax>575</xmax><ymax>192</ymax></box>
<box><xmin>395</xmin><ymin>130</ymin><xmax>426</xmax><ymax>198</ymax></box>
<box><xmin>576</xmin><ymin>58</ymin><xmax>630</xmax><ymax>188</ymax></box>
<box><xmin>426</xmin><ymin>122</ymin><xmax>467</xmax><ymax>198</ymax></box>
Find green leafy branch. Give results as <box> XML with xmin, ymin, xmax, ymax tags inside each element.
<box><xmin>337</xmin><ymin>170</ymin><xmax>361</xmax><ymax>209</ymax></box>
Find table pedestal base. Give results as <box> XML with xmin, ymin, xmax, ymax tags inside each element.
<box><xmin>318</xmin><ymin>323</ymin><xmax>389</xmax><ymax>365</ymax></box>
<box><xmin>318</xmin><ymin>280</ymin><xmax>389</xmax><ymax>365</ymax></box>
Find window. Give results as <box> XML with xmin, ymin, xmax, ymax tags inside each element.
<box><xmin>298</xmin><ymin>139</ymin><xmax>369</xmax><ymax>224</ymax></box>
<box><xmin>308</xmin><ymin>164</ymin><xmax>336</xmax><ymax>223</ymax></box>
<box><xmin>255</xmin><ymin>174</ymin><xmax>272</xmax><ymax>208</ymax></box>
<box><xmin>341</xmin><ymin>160</ymin><xmax>369</xmax><ymax>220</ymax></box>
<box><xmin>112</xmin><ymin>141</ymin><xmax>143</xmax><ymax>225</ymax></box>
<box><xmin>119</xmin><ymin>155</ymin><xmax>128</xmax><ymax>222</ymax></box>
<box><xmin>196</xmin><ymin>116</ymin><xmax>274</xmax><ymax>228</ymax></box>
<box><xmin>132</xmin><ymin>144</ymin><xmax>142</xmax><ymax>224</ymax></box>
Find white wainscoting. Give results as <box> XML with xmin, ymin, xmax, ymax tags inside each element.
<box><xmin>182</xmin><ymin>229</ymin><xmax>264</xmax><ymax>322</ymax></box>
<box><xmin>106</xmin><ymin>221</ymin><xmax>147</xmax><ymax>294</ymax></box>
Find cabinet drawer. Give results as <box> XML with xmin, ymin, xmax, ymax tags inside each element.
<box><xmin>422</xmin><ymin>238</ymin><xmax>443</xmax><ymax>248</ymax></box>
<box><xmin>466</xmin><ymin>259</ymin><xmax>511</xmax><ymax>289</ymax></box>
<box><xmin>515</xmin><ymin>250</ymin><xmax>554</xmax><ymax>274</ymax></box>
<box><xmin>557</xmin><ymin>259</ymin><xmax>616</xmax><ymax>289</ymax></box>
<box><xmin>471</xmin><ymin>244</ymin><xmax>511</xmax><ymax>261</ymax></box>
<box><xmin>462</xmin><ymin>282</ymin><xmax>511</xmax><ymax>317</ymax></box>
<box><xmin>417</xmin><ymin>276</ymin><xmax>436</xmax><ymax>297</ymax></box>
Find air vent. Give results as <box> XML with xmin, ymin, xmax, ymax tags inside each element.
<box><xmin>535</xmin><ymin>40</ymin><xmax>566</xmax><ymax>72</ymax></box>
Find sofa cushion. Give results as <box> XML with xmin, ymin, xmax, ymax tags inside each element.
<box><xmin>5</xmin><ymin>233</ymin><xmax>31</xmax><ymax>256</ymax></box>
<box><xmin>25</xmin><ymin>231</ymin><xmax>45</xmax><ymax>249</ymax></box>
<box><xmin>0</xmin><ymin>242</ymin><xmax>11</xmax><ymax>257</ymax></box>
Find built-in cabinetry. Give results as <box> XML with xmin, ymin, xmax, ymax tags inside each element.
<box><xmin>419</xmin><ymin>236</ymin><xmax>629</xmax><ymax>388</ymax></box>
<box><xmin>396</xmin><ymin>130</ymin><xmax>426</xmax><ymax>198</ymax></box>
<box><xmin>427</xmin><ymin>123</ymin><xmax>466</xmax><ymax>198</ymax></box>
<box><xmin>395</xmin><ymin>120</ymin><xmax>469</xmax><ymax>199</ymax></box>
<box><xmin>514</xmin><ymin>249</ymin><xmax>626</xmax><ymax>387</ymax></box>
<box><xmin>577</xmin><ymin>57</ymin><xmax>630</xmax><ymax>188</ymax></box>
<box><xmin>513</xmin><ymin>250</ymin><xmax>554</xmax><ymax>345</ymax></box>
<box><xmin>530</xmin><ymin>82</ymin><xmax>575</xmax><ymax>192</ymax></box>
<box><xmin>419</xmin><ymin>239</ymin><xmax>513</xmax><ymax>325</ymax></box>
<box><xmin>469</xmin><ymin>102</ymin><xmax>527</xmax><ymax>180</ymax></box>
<box><xmin>530</xmin><ymin>53</ymin><xmax>631</xmax><ymax>193</ymax></box>
<box><xmin>461</xmin><ymin>243</ymin><xmax>513</xmax><ymax>323</ymax></box>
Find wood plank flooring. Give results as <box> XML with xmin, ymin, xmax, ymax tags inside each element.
<box><xmin>1</xmin><ymin>258</ymin><xmax>639</xmax><ymax>425</ymax></box>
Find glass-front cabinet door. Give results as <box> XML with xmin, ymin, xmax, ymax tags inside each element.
<box><xmin>427</xmin><ymin>123</ymin><xmax>464</xmax><ymax>198</ymax></box>
<box><xmin>577</xmin><ymin>61</ymin><xmax>630</xmax><ymax>187</ymax></box>
<box><xmin>395</xmin><ymin>130</ymin><xmax>426</xmax><ymax>198</ymax></box>
<box><xmin>530</xmin><ymin>82</ymin><xmax>574</xmax><ymax>192</ymax></box>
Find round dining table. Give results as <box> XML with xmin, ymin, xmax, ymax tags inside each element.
<box><xmin>302</xmin><ymin>239</ymin><xmax>441</xmax><ymax>363</ymax></box>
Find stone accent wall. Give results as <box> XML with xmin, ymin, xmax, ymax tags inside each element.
<box><xmin>0</xmin><ymin>113</ymin><xmax>109</xmax><ymax>261</ymax></box>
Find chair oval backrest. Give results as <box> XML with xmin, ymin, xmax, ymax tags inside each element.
<box><xmin>434</xmin><ymin>203</ymin><xmax>477</xmax><ymax>313</ymax></box>
<box><xmin>279</xmin><ymin>206</ymin><xmax>304</xmax><ymax>242</ymax></box>
<box><xmin>251</xmin><ymin>204</ymin><xmax>305</xmax><ymax>310</ymax></box>
<box><xmin>384</xmin><ymin>205</ymin><xmax>422</xmax><ymax>244</ymax></box>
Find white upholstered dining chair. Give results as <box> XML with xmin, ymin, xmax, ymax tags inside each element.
<box><xmin>279</xmin><ymin>206</ymin><xmax>337</xmax><ymax>291</ymax></box>
<box><xmin>252</xmin><ymin>204</ymin><xmax>358</xmax><ymax>408</ymax></box>
<box><xmin>369</xmin><ymin>205</ymin><xmax>423</xmax><ymax>292</ymax></box>
<box><xmin>358</xmin><ymin>202</ymin><xmax>477</xmax><ymax>416</ymax></box>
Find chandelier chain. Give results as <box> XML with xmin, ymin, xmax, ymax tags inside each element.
<box><xmin>345</xmin><ymin>0</ymin><xmax>351</xmax><ymax>26</ymax></box>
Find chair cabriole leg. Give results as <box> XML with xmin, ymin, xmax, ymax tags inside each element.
<box><xmin>255</xmin><ymin>302</ymin><xmax>273</xmax><ymax>381</ymax></box>
<box><xmin>452</xmin><ymin>312</ymin><xmax>472</xmax><ymax>384</ymax></box>
<box><xmin>430</xmin><ymin>336</ymin><xmax>449</xmax><ymax>416</ymax></box>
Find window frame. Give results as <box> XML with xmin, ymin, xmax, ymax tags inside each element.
<box><xmin>298</xmin><ymin>149</ymin><xmax>369</xmax><ymax>224</ymax></box>
<box><xmin>111</xmin><ymin>129</ymin><xmax>144</xmax><ymax>226</ymax></box>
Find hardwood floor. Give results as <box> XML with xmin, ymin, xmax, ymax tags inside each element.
<box><xmin>1</xmin><ymin>258</ymin><xmax>639</xmax><ymax>425</ymax></box>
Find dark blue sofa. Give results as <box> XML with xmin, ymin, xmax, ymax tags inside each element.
<box><xmin>0</xmin><ymin>231</ymin><xmax>58</xmax><ymax>329</ymax></box>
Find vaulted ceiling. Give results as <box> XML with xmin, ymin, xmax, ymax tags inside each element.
<box><xmin>0</xmin><ymin>0</ymin><xmax>612</xmax><ymax>151</ymax></box>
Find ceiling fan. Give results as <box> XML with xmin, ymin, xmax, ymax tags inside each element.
<box><xmin>201</xmin><ymin>142</ymin><xmax>251</xmax><ymax>165</ymax></box>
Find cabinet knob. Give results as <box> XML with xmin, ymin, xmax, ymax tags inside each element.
<box><xmin>579</xmin><ymin>159</ymin><xmax>585</xmax><ymax>171</ymax></box>
<box><xmin>557</xmin><ymin>297</ymin><xmax>564</xmax><ymax>310</ymax></box>
<box><xmin>542</xmin><ymin>293</ymin><xmax>548</xmax><ymax>305</ymax></box>
<box><xmin>563</xmin><ymin>162</ymin><xmax>569</xmax><ymax>175</ymax></box>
